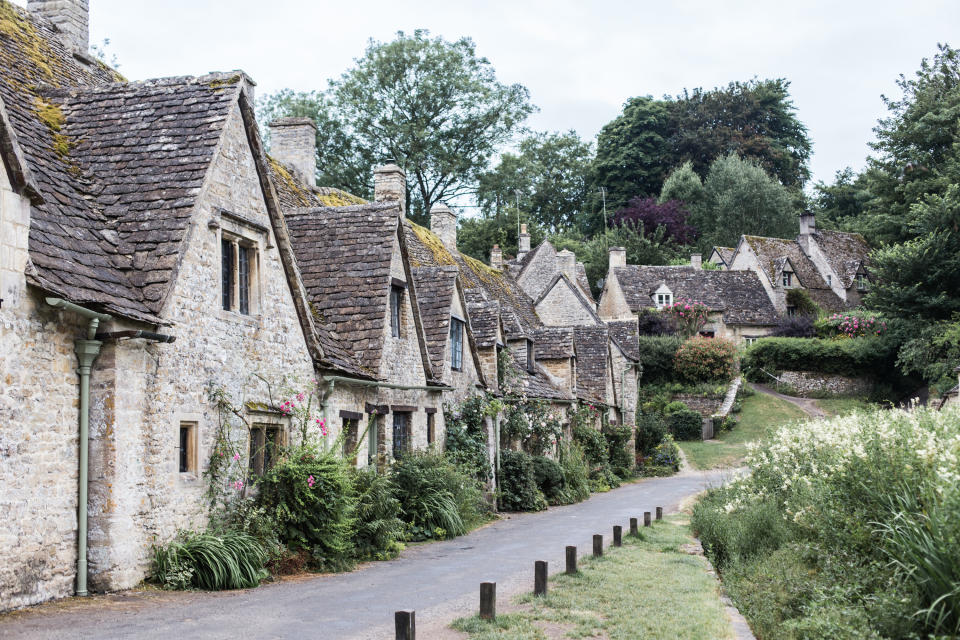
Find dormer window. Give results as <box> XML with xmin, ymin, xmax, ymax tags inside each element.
<box><xmin>856</xmin><ymin>274</ymin><xmax>868</xmax><ymax>291</ymax></box>
<box><xmin>449</xmin><ymin>316</ymin><xmax>464</xmax><ymax>371</ymax></box>
<box><xmin>654</xmin><ymin>284</ymin><xmax>673</xmax><ymax>309</ymax></box>
<box><xmin>782</xmin><ymin>270</ymin><xmax>793</xmax><ymax>287</ymax></box>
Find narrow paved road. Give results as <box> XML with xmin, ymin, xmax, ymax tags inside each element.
<box><xmin>0</xmin><ymin>469</ymin><xmax>735</xmax><ymax>640</ymax></box>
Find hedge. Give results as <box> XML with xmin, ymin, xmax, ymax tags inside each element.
<box><xmin>637</xmin><ymin>336</ymin><xmax>682</xmax><ymax>383</ymax></box>
<box><xmin>668</xmin><ymin>408</ymin><xmax>703</xmax><ymax>441</ymax></box>
<box><xmin>742</xmin><ymin>336</ymin><xmax>898</xmax><ymax>380</ymax></box>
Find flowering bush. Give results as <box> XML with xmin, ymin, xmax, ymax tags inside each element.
<box><xmin>662</xmin><ymin>299</ymin><xmax>711</xmax><ymax>338</ymax></box>
<box><xmin>692</xmin><ymin>404</ymin><xmax>960</xmax><ymax>638</ymax></box>
<box><xmin>818</xmin><ymin>312</ymin><xmax>887</xmax><ymax>339</ymax></box>
<box><xmin>673</xmin><ymin>336</ymin><xmax>736</xmax><ymax>383</ymax></box>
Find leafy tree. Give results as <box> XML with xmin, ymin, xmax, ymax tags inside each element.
<box><xmin>476</xmin><ymin>131</ymin><xmax>592</xmax><ymax>232</ymax></box>
<box><xmin>457</xmin><ymin>213</ymin><xmax>546</xmax><ymax>263</ymax></box>
<box><xmin>659</xmin><ymin>161</ymin><xmax>705</xmax><ymax>208</ymax></box>
<box><xmin>811</xmin><ymin>167</ymin><xmax>873</xmax><ymax>230</ymax></box>
<box><xmin>257</xmin><ymin>89</ymin><xmax>374</xmax><ymax>198</ymax></box>
<box><xmin>331</xmin><ymin>30</ymin><xmax>535</xmax><ymax>222</ymax></box>
<box><xmin>691</xmin><ymin>153</ymin><xmax>797</xmax><ymax>251</ymax></box>
<box><xmin>611</xmin><ymin>197</ymin><xmax>696</xmax><ymax>245</ymax></box>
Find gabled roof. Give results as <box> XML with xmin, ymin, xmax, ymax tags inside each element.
<box><xmin>533</xmin><ymin>272</ymin><xmax>602</xmax><ymax>324</ymax></box>
<box><xmin>410</xmin><ymin>265</ymin><xmax>459</xmax><ymax>376</ymax></box>
<box><xmin>711</xmin><ymin>246</ymin><xmax>735</xmax><ymax>266</ymax></box>
<box><xmin>267</xmin><ymin>156</ymin><xmax>366</xmax><ymax>210</ymax></box>
<box><xmin>607</xmin><ymin>319</ymin><xmax>640</xmax><ymax>361</ymax></box>
<box><xmin>814</xmin><ymin>230</ymin><xmax>870</xmax><ymax>289</ymax></box>
<box><xmin>285</xmin><ymin>203</ymin><xmax>403</xmax><ymax>378</ymax></box>
<box><xmin>506</xmin><ymin>350</ymin><xmax>573</xmax><ymax>402</ymax></box>
<box><xmin>613</xmin><ymin>265</ymin><xmax>779</xmax><ymax>326</ymax></box>
<box><xmin>466</xmin><ymin>299</ymin><xmax>501</xmax><ymax>349</ymax></box>
<box><xmin>573</xmin><ymin>326</ymin><xmax>609</xmax><ymax>405</ymax></box>
<box><xmin>533</xmin><ymin>327</ymin><xmax>574</xmax><ymax>359</ymax></box>
<box><xmin>741</xmin><ymin>235</ymin><xmax>830</xmax><ymax>290</ymax></box>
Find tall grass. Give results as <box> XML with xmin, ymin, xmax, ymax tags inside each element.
<box><xmin>152</xmin><ymin>530</ymin><xmax>268</xmax><ymax>590</ymax></box>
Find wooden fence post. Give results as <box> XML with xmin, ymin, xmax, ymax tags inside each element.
<box><xmin>644</xmin><ymin>511</ymin><xmax>651</xmax><ymax>527</ymax></box>
<box><xmin>613</xmin><ymin>525</ymin><xmax>622</xmax><ymax>547</ymax></box>
<box><xmin>480</xmin><ymin>582</ymin><xmax>496</xmax><ymax>620</ymax></box>
<box><xmin>630</xmin><ymin>517</ymin><xmax>638</xmax><ymax>536</ymax></box>
<box><xmin>395</xmin><ymin>610</ymin><xmax>415</xmax><ymax>640</ymax></box>
<box><xmin>593</xmin><ymin>534</ymin><xmax>603</xmax><ymax>557</ymax></box>
<box><xmin>534</xmin><ymin>561</ymin><xmax>548</xmax><ymax>596</ymax></box>
<box><xmin>656</xmin><ymin>506</ymin><xmax>663</xmax><ymax>521</ymax></box>
<box><xmin>565</xmin><ymin>545</ymin><xmax>577</xmax><ymax>574</ymax></box>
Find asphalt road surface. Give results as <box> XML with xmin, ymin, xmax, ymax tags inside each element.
<box><xmin>0</xmin><ymin>468</ymin><xmax>735</xmax><ymax>640</ymax></box>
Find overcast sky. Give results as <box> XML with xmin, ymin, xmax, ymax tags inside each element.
<box><xmin>14</xmin><ymin>0</ymin><xmax>960</xmax><ymax>188</ymax></box>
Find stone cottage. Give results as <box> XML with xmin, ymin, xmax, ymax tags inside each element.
<box><xmin>599</xmin><ymin>248</ymin><xmax>780</xmax><ymax>343</ymax></box>
<box><xmin>720</xmin><ymin>212</ymin><xmax>872</xmax><ymax>314</ymax></box>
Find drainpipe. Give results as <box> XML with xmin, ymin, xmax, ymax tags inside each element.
<box><xmin>46</xmin><ymin>297</ymin><xmax>112</xmax><ymax>598</ymax></box>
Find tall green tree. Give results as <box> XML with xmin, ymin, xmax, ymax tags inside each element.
<box><xmin>810</xmin><ymin>167</ymin><xmax>873</xmax><ymax>230</ymax></box>
<box><xmin>658</xmin><ymin>161</ymin><xmax>705</xmax><ymax>208</ymax></box>
<box><xmin>476</xmin><ymin>131</ymin><xmax>592</xmax><ymax>232</ymax></box>
<box><xmin>331</xmin><ymin>30</ymin><xmax>535</xmax><ymax>222</ymax></box>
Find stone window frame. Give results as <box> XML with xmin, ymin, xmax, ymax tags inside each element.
<box><xmin>218</xmin><ymin>211</ymin><xmax>266</xmax><ymax>319</ymax></box>
<box><xmin>426</xmin><ymin>408</ymin><xmax>436</xmax><ymax>446</ymax></box>
<box><xmin>827</xmin><ymin>274</ymin><xmax>832</xmax><ymax>287</ymax></box>
<box><xmin>248</xmin><ymin>417</ymin><xmax>288</xmax><ymax>478</ymax></box>
<box><xmin>653</xmin><ymin>284</ymin><xmax>673</xmax><ymax>309</ymax></box>
<box><xmin>743</xmin><ymin>336</ymin><xmax>760</xmax><ymax>346</ymax></box>
<box><xmin>392</xmin><ymin>411</ymin><xmax>412</xmax><ymax>460</ymax></box>
<box><xmin>176</xmin><ymin>418</ymin><xmax>200</xmax><ymax>479</ymax></box>
<box><xmin>526</xmin><ymin>338</ymin><xmax>536</xmax><ymax>373</ymax></box>
<box><xmin>449</xmin><ymin>315</ymin><xmax>465</xmax><ymax>371</ymax></box>
<box><xmin>782</xmin><ymin>270</ymin><xmax>794</xmax><ymax>287</ymax></box>
<box><xmin>340</xmin><ymin>410</ymin><xmax>363</xmax><ymax>467</ymax></box>
<box><xmin>390</xmin><ymin>278</ymin><xmax>406</xmax><ymax>338</ymax></box>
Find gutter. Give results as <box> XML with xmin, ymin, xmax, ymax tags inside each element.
<box><xmin>45</xmin><ymin>297</ymin><xmax>111</xmax><ymax>598</ymax></box>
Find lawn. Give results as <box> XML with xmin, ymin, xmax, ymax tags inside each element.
<box><xmin>814</xmin><ymin>396</ymin><xmax>876</xmax><ymax>416</ymax></box>
<box><xmin>451</xmin><ymin>517</ymin><xmax>734</xmax><ymax>639</ymax></box>
<box><xmin>679</xmin><ymin>392</ymin><xmax>806</xmax><ymax>470</ymax></box>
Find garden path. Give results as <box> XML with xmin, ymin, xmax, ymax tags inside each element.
<box><xmin>749</xmin><ymin>383</ymin><xmax>826</xmax><ymax>418</ymax></box>
<box><xmin>0</xmin><ymin>469</ymin><xmax>735</xmax><ymax>640</ymax></box>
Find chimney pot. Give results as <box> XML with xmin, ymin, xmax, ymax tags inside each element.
<box><xmin>557</xmin><ymin>249</ymin><xmax>576</xmax><ymax>280</ymax></box>
<box><xmin>490</xmin><ymin>244</ymin><xmax>503</xmax><ymax>270</ymax></box>
<box><xmin>691</xmin><ymin>254</ymin><xmax>702</xmax><ymax>270</ymax></box>
<box><xmin>609</xmin><ymin>246</ymin><xmax>626</xmax><ymax>269</ymax></box>
<box><xmin>430</xmin><ymin>203</ymin><xmax>458</xmax><ymax>249</ymax></box>
<box><xmin>268</xmin><ymin>117</ymin><xmax>317</xmax><ymax>187</ymax></box>
<box><xmin>374</xmin><ymin>163</ymin><xmax>406</xmax><ymax>217</ymax></box>
<box><xmin>28</xmin><ymin>0</ymin><xmax>89</xmax><ymax>54</ymax></box>
<box><xmin>518</xmin><ymin>224</ymin><xmax>531</xmax><ymax>257</ymax></box>
<box><xmin>799</xmin><ymin>210</ymin><xmax>816</xmax><ymax>235</ymax></box>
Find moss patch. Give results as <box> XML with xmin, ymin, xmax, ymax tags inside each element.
<box><xmin>33</xmin><ymin>96</ymin><xmax>72</xmax><ymax>157</ymax></box>
<box><xmin>317</xmin><ymin>190</ymin><xmax>365</xmax><ymax>207</ymax></box>
<box><xmin>410</xmin><ymin>222</ymin><xmax>456</xmax><ymax>266</ymax></box>
<box><xmin>0</xmin><ymin>2</ymin><xmax>59</xmax><ymax>83</ymax></box>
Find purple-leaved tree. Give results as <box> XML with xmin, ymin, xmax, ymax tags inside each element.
<box><xmin>611</xmin><ymin>197</ymin><xmax>697</xmax><ymax>245</ymax></box>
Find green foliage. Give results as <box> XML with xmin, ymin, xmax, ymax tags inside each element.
<box><xmin>444</xmin><ymin>396</ymin><xmax>492</xmax><ymax>482</ymax></box>
<box><xmin>151</xmin><ymin>530</ymin><xmax>268</xmax><ymax>591</ymax></box>
<box><xmin>811</xmin><ymin>167</ymin><xmax>872</xmax><ymax>228</ymax></box>
<box><xmin>498</xmin><ymin>449</ymin><xmax>547</xmax><ymax>512</ymax></box>
<box><xmin>457</xmin><ymin>214</ymin><xmax>547</xmax><ymax>264</ymax></box>
<box><xmin>673</xmin><ymin>336</ymin><xmax>736</xmax><ymax>383</ymax></box>
<box><xmin>742</xmin><ymin>336</ymin><xmax>901</xmax><ymax>381</ymax></box>
<box><xmin>351</xmin><ymin>468</ymin><xmax>404</xmax><ymax>561</ymax></box>
<box><xmin>556</xmin><ymin>442</ymin><xmax>591</xmax><ymax>505</ymax></box>
<box><xmin>635</xmin><ymin>411</ymin><xmax>668</xmax><ymax>457</ymax></box>
<box><xmin>651</xmin><ymin>434</ymin><xmax>681</xmax><ymax>470</ymax></box>
<box><xmin>636</xmin><ymin>335</ymin><xmax>682</xmax><ymax>383</ymax></box>
<box><xmin>603</xmin><ymin>424</ymin><xmax>634</xmax><ymax>478</ymax></box>
<box><xmin>785</xmin><ymin>288</ymin><xmax>821</xmax><ymax>317</ymax></box>
<box><xmin>659</xmin><ymin>161</ymin><xmax>705</xmax><ymax>208</ymax></box>
<box><xmin>392</xmin><ymin>450</ymin><xmax>485</xmax><ymax>540</ymax></box>
<box><xmin>896</xmin><ymin>318</ymin><xmax>960</xmax><ymax>393</ymax></box>
<box><xmin>572</xmin><ymin>423</ymin><xmax>607</xmax><ymax>466</ymax></box>
<box><xmin>667</xmin><ymin>408</ymin><xmax>703</xmax><ymax>441</ymax></box>
<box><xmin>530</xmin><ymin>455</ymin><xmax>565</xmax><ymax>505</ymax></box>
<box><xmin>499</xmin><ymin>399</ymin><xmax>563</xmax><ymax>456</ymax></box>
<box><xmin>255</xmin><ymin>447</ymin><xmax>357</xmax><ymax>571</ymax></box>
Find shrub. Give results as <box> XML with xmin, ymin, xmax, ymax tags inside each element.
<box><xmin>637</xmin><ymin>335</ymin><xmax>682</xmax><ymax>382</ymax></box>
<box><xmin>151</xmin><ymin>530</ymin><xmax>268</xmax><ymax>590</ymax></box>
<box><xmin>635</xmin><ymin>411</ymin><xmax>668</xmax><ymax>457</ymax></box>
<box><xmin>674</xmin><ymin>336</ymin><xmax>736</xmax><ymax>383</ymax></box>
<box><xmin>668</xmin><ymin>408</ymin><xmax>702</xmax><ymax>440</ymax></box>
<box><xmin>636</xmin><ymin>309</ymin><xmax>677</xmax><ymax>336</ymax></box>
<box><xmin>663</xmin><ymin>400</ymin><xmax>689</xmax><ymax>414</ymax></box>
<box><xmin>556</xmin><ymin>442</ymin><xmax>591</xmax><ymax>504</ymax></box>
<box><xmin>742</xmin><ymin>336</ymin><xmax>899</xmax><ymax>380</ymax></box>
<box><xmin>444</xmin><ymin>396</ymin><xmax>492</xmax><ymax>482</ymax></box>
<box><xmin>256</xmin><ymin>448</ymin><xmax>356</xmax><ymax>571</ymax></box>
<box><xmin>603</xmin><ymin>424</ymin><xmax>634</xmax><ymax>478</ymax></box>
<box><xmin>651</xmin><ymin>433</ymin><xmax>680</xmax><ymax>470</ymax></box>
<box><xmin>530</xmin><ymin>455</ymin><xmax>565</xmax><ymax>505</ymax></box>
<box><xmin>351</xmin><ymin>468</ymin><xmax>404</xmax><ymax>561</ymax></box>
<box><xmin>816</xmin><ymin>311</ymin><xmax>888</xmax><ymax>339</ymax></box>
<box><xmin>392</xmin><ymin>450</ymin><xmax>485</xmax><ymax>540</ymax></box>
<box><xmin>498</xmin><ymin>449</ymin><xmax>547</xmax><ymax>512</ymax></box>
<box><xmin>785</xmin><ymin>288</ymin><xmax>821</xmax><ymax>317</ymax></box>
<box><xmin>572</xmin><ymin>423</ymin><xmax>608</xmax><ymax>466</ymax></box>
<box><xmin>662</xmin><ymin>299</ymin><xmax>711</xmax><ymax>338</ymax></box>
<box><xmin>770</xmin><ymin>315</ymin><xmax>816</xmax><ymax>338</ymax></box>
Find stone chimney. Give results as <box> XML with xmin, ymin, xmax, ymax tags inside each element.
<box><xmin>374</xmin><ymin>162</ymin><xmax>406</xmax><ymax>217</ymax></box>
<box><xmin>29</xmin><ymin>0</ymin><xmax>88</xmax><ymax>54</ymax></box>
<box><xmin>517</xmin><ymin>223</ymin><xmax>531</xmax><ymax>259</ymax></box>
<box><xmin>490</xmin><ymin>244</ymin><xmax>503</xmax><ymax>270</ymax></box>
<box><xmin>798</xmin><ymin>210</ymin><xmax>816</xmax><ymax>253</ymax></box>
<box><xmin>609</xmin><ymin>246</ymin><xmax>626</xmax><ymax>269</ymax></box>
<box><xmin>691</xmin><ymin>253</ymin><xmax>702</xmax><ymax>270</ymax></box>
<box><xmin>557</xmin><ymin>249</ymin><xmax>576</xmax><ymax>280</ymax></box>
<box><xmin>430</xmin><ymin>203</ymin><xmax>457</xmax><ymax>249</ymax></box>
<box><xmin>268</xmin><ymin>117</ymin><xmax>317</xmax><ymax>186</ymax></box>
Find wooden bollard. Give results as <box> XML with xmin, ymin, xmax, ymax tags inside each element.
<box><xmin>534</xmin><ymin>560</ymin><xmax>548</xmax><ymax>596</ymax></box>
<box><xmin>593</xmin><ymin>534</ymin><xmax>603</xmax><ymax>557</ymax></box>
<box><xmin>656</xmin><ymin>506</ymin><xmax>663</xmax><ymax>521</ymax></box>
<box><xmin>565</xmin><ymin>545</ymin><xmax>577</xmax><ymax>574</ymax></box>
<box><xmin>644</xmin><ymin>511</ymin><xmax>651</xmax><ymax>527</ymax></box>
<box><xmin>613</xmin><ymin>525</ymin><xmax>622</xmax><ymax>547</ymax></box>
<box><xmin>480</xmin><ymin>582</ymin><xmax>496</xmax><ymax>620</ymax></box>
<box><xmin>395</xmin><ymin>610</ymin><xmax>415</xmax><ymax>640</ymax></box>
<box><xmin>630</xmin><ymin>517</ymin><xmax>638</xmax><ymax>536</ymax></box>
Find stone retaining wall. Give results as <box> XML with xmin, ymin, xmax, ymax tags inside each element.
<box><xmin>780</xmin><ymin>371</ymin><xmax>871</xmax><ymax>397</ymax></box>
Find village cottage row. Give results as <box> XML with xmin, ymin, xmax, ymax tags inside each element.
<box><xmin>0</xmin><ymin>0</ymin><xmax>643</xmax><ymax>610</ymax></box>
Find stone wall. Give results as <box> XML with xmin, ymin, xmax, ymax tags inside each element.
<box><xmin>779</xmin><ymin>370</ymin><xmax>871</xmax><ymax>397</ymax></box>
<box><xmin>516</xmin><ymin>242</ymin><xmax>558</xmax><ymax>301</ymax></box>
<box><xmin>672</xmin><ymin>393</ymin><xmax>725</xmax><ymax>418</ymax></box>
<box><xmin>536</xmin><ymin>279</ymin><xmax>597</xmax><ymax>327</ymax></box>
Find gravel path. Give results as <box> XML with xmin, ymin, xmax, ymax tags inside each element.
<box><xmin>0</xmin><ymin>469</ymin><xmax>736</xmax><ymax>640</ymax></box>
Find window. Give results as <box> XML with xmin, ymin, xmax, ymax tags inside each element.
<box><xmin>426</xmin><ymin>412</ymin><xmax>435</xmax><ymax>446</ymax></box>
<box><xmin>249</xmin><ymin>425</ymin><xmax>283</xmax><ymax>477</ymax></box>
<box><xmin>178</xmin><ymin>422</ymin><xmax>197</xmax><ymax>474</ymax></box>
<box><xmin>342</xmin><ymin>418</ymin><xmax>359</xmax><ymax>466</ymax></box>
<box><xmin>390</xmin><ymin>285</ymin><xmax>404</xmax><ymax>337</ymax></box>
<box><xmin>744</xmin><ymin>336</ymin><xmax>758</xmax><ymax>346</ymax></box>
<box><xmin>526</xmin><ymin>339</ymin><xmax>535</xmax><ymax>372</ymax></box>
<box><xmin>827</xmin><ymin>274</ymin><xmax>832</xmax><ymax>287</ymax></box>
<box><xmin>782</xmin><ymin>271</ymin><xmax>793</xmax><ymax>287</ymax></box>
<box><xmin>392</xmin><ymin>413</ymin><xmax>411</xmax><ymax>460</ymax></box>
<box><xmin>786</xmin><ymin>306</ymin><xmax>797</xmax><ymax>317</ymax></box>
<box><xmin>221</xmin><ymin>235</ymin><xmax>258</xmax><ymax>315</ymax></box>
<box><xmin>655</xmin><ymin>292</ymin><xmax>672</xmax><ymax>308</ymax></box>
<box><xmin>857</xmin><ymin>274</ymin><xmax>868</xmax><ymax>291</ymax></box>
<box><xmin>449</xmin><ymin>317</ymin><xmax>464</xmax><ymax>370</ymax></box>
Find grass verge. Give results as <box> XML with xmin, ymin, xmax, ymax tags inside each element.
<box><xmin>814</xmin><ymin>396</ymin><xmax>875</xmax><ymax>416</ymax></box>
<box><xmin>451</xmin><ymin>516</ymin><xmax>733</xmax><ymax>639</ymax></box>
<box><xmin>679</xmin><ymin>392</ymin><xmax>806</xmax><ymax>470</ymax></box>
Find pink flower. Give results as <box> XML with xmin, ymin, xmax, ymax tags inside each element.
<box><xmin>233</xmin><ymin>453</ymin><xmax>240</xmax><ymax>461</ymax></box>
<box><xmin>296</xmin><ymin>392</ymin><xmax>306</xmax><ymax>402</ymax></box>
<box><xmin>307</xmin><ymin>475</ymin><xmax>315</xmax><ymax>488</ymax></box>
<box><xmin>232</xmin><ymin>480</ymin><xmax>244</xmax><ymax>491</ymax></box>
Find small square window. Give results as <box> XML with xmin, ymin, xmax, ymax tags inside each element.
<box><xmin>856</xmin><ymin>274</ymin><xmax>868</xmax><ymax>291</ymax></box>
<box><xmin>786</xmin><ymin>306</ymin><xmax>797</xmax><ymax>317</ymax></box>
<box><xmin>178</xmin><ymin>422</ymin><xmax>198</xmax><ymax>474</ymax></box>
<box><xmin>827</xmin><ymin>274</ymin><xmax>832</xmax><ymax>287</ymax></box>
<box><xmin>449</xmin><ymin>317</ymin><xmax>464</xmax><ymax>371</ymax></box>
<box><xmin>390</xmin><ymin>285</ymin><xmax>404</xmax><ymax>337</ymax></box>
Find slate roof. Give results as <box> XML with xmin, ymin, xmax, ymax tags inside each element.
<box><xmin>575</xmin><ymin>262</ymin><xmax>595</xmax><ymax>302</ymax></box>
<box><xmin>411</xmin><ymin>266</ymin><xmax>458</xmax><ymax>376</ymax></box>
<box><xmin>285</xmin><ymin>203</ymin><xmax>401</xmax><ymax>378</ymax></box>
<box><xmin>507</xmin><ymin>350</ymin><xmax>573</xmax><ymax>402</ymax></box>
<box><xmin>740</xmin><ymin>235</ymin><xmax>847</xmax><ymax>310</ymax></box>
<box><xmin>573</xmin><ymin>326</ymin><xmax>609</xmax><ymax>405</ymax></box>
<box><xmin>607</xmin><ymin>319</ymin><xmax>640</xmax><ymax>361</ymax></box>
<box><xmin>267</xmin><ymin>156</ymin><xmax>366</xmax><ymax>210</ymax></box>
<box><xmin>0</xmin><ymin>3</ymin><xmax>249</xmax><ymax>322</ymax></box>
<box><xmin>614</xmin><ymin>265</ymin><xmax>779</xmax><ymax>326</ymax></box>
<box><xmin>533</xmin><ymin>327</ymin><xmax>574</xmax><ymax>360</ymax></box>
<box><xmin>466</xmin><ymin>300</ymin><xmax>500</xmax><ymax>349</ymax></box>
<box><xmin>814</xmin><ymin>230</ymin><xmax>870</xmax><ymax>289</ymax></box>
<box><xmin>711</xmin><ymin>246</ymin><xmax>735</xmax><ymax>266</ymax></box>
